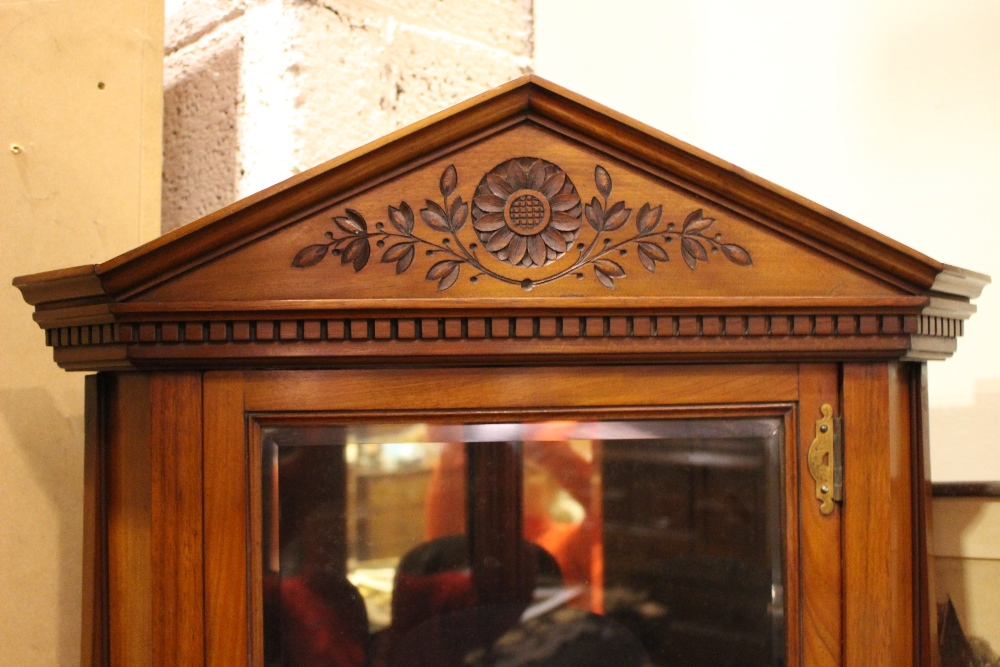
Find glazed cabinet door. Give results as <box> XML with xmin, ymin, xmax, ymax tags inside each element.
<box><xmin>199</xmin><ymin>364</ymin><xmax>843</xmax><ymax>667</ymax></box>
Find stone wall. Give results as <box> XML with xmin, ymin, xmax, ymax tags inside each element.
<box><xmin>162</xmin><ymin>0</ymin><xmax>533</xmax><ymax>232</ymax></box>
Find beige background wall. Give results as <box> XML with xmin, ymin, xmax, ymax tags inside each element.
<box><xmin>535</xmin><ymin>0</ymin><xmax>1000</xmax><ymax>481</ymax></box>
<box><xmin>0</xmin><ymin>1</ymin><xmax>164</xmax><ymax>665</ymax></box>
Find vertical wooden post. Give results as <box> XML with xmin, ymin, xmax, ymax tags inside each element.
<box><xmin>843</xmin><ymin>362</ymin><xmax>914</xmax><ymax>667</ymax></box>
<box><xmin>150</xmin><ymin>373</ymin><xmax>205</xmax><ymax>666</ymax></box>
<box><xmin>106</xmin><ymin>373</ymin><xmax>153</xmax><ymax>667</ymax></box>
<box><xmin>798</xmin><ymin>364</ymin><xmax>841</xmax><ymax>667</ymax></box>
<box><xmin>468</xmin><ymin>442</ymin><xmax>525</xmax><ymax>606</ymax></box>
<box><xmin>910</xmin><ymin>363</ymin><xmax>940</xmax><ymax>667</ymax></box>
<box><xmin>203</xmin><ymin>371</ymin><xmax>250</xmax><ymax>667</ymax></box>
<box><xmin>103</xmin><ymin>372</ymin><xmax>207</xmax><ymax>667</ymax></box>
<box><xmin>82</xmin><ymin>374</ymin><xmax>109</xmax><ymax>667</ymax></box>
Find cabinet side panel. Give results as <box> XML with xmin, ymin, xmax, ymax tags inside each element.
<box><xmin>150</xmin><ymin>373</ymin><xmax>205</xmax><ymax>666</ymax></box>
<box><xmin>106</xmin><ymin>373</ymin><xmax>153</xmax><ymax>667</ymax></box>
<box><xmin>204</xmin><ymin>372</ymin><xmax>249</xmax><ymax>667</ymax></box>
<box><xmin>843</xmin><ymin>363</ymin><xmax>914</xmax><ymax>667</ymax></box>
<box><xmin>797</xmin><ymin>364</ymin><xmax>841</xmax><ymax>667</ymax></box>
<box><xmin>82</xmin><ymin>374</ymin><xmax>109</xmax><ymax>667</ymax></box>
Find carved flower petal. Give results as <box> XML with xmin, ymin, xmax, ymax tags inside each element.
<box><xmin>540</xmin><ymin>227</ymin><xmax>567</xmax><ymax>253</ymax></box>
<box><xmin>527</xmin><ymin>160</ymin><xmax>546</xmax><ymax>191</ymax></box>
<box><xmin>485</xmin><ymin>227</ymin><xmax>514</xmax><ymax>251</ymax></box>
<box><xmin>527</xmin><ymin>234</ymin><xmax>547</xmax><ymax>266</ymax></box>
<box><xmin>506</xmin><ymin>161</ymin><xmax>526</xmax><ymax>191</ymax></box>
<box><xmin>508</xmin><ymin>234</ymin><xmax>527</xmax><ymax>265</ymax></box>
<box><xmin>550</xmin><ymin>212</ymin><xmax>581</xmax><ymax>231</ymax></box>
<box><xmin>539</xmin><ymin>171</ymin><xmax>567</xmax><ymax>199</ymax></box>
<box><xmin>474</xmin><ymin>194</ymin><xmax>506</xmax><ymax>213</ymax></box>
<box><xmin>473</xmin><ymin>212</ymin><xmax>506</xmax><ymax>232</ymax></box>
<box><xmin>550</xmin><ymin>193</ymin><xmax>582</xmax><ymax>212</ymax></box>
<box><xmin>486</xmin><ymin>173</ymin><xmax>512</xmax><ymax>198</ymax></box>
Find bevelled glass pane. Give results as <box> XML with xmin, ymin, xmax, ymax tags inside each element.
<box><xmin>261</xmin><ymin>419</ymin><xmax>784</xmax><ymax>667</ymax></box>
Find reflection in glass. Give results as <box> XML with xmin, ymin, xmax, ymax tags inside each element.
<box><xmin>262</xmin><ymin>419</ymin><xmax>784</xmax><ymax>667</ymax></box>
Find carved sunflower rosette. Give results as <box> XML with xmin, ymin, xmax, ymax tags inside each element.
<box><xmin>293</xmin><ymin>158</ymin><xmax>752</xmax><ymax>291</ymax></box>
<box><xmin>471</xmin><ymin>158</ymin><xmax>583</xmax><ymax>268</ymax></box>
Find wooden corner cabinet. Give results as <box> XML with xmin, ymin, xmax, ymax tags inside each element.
<box><xmin>15</xmin><ymin>76</ymin><xmax>989</xmax><ymax>667</ymax></box>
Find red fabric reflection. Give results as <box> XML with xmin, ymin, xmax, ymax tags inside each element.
<box><xmin>423</xmin><ymin>426</ymin><xmax>598</xmax><ymax>593</ymax></box>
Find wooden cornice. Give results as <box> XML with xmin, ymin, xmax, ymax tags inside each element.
<box><xmin>13</xmin><ymin>76</ymin><xmax>988</xmax><ymax>370</ymax></box>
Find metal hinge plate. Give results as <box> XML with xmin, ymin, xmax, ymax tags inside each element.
<box><xmin>807</xmin><ymin>404</ymin><xmax>843</xmax><ymax>515</ymax></box>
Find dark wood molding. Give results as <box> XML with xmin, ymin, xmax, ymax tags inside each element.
<box><xmin>932</xmin><ymin>482</ymin><xmax>1000</xmax><ymax>497</ymax></box>
<box><xmin>36</xmin><ymin>309</ymin><xmax>971</xmax><ymax>371</ymax></box>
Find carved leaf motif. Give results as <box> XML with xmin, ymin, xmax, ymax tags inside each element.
<box><xmin>292</xmin><ymin>244</ymin><xmax>328</xmax><ymax>268</ymax></box>
<box><xmin>603</xmin><ymin>201</ymin><xmax>631</xmax><ymax>231</ymax></box>
<box><xmin>681</xmin><ymin>237</ymin><xmax>707</xmax><ymax>269</ymax></box>
<box><xmin>722</xmin><ymin>243</ymin><xmax>753</xmax><ymax>266</ymax></box>
<box><xmin>342</xmin><ymin>237</ymin><xmax>371</xmax><ymax>272</ymax></box>
<box><xmin>440</xmin><ymin>165</ymin><xmax>458</xmax><ymax>198</ymax></box>
<box><xmin>427</xmin><ymin>260</ymin><xmax>460</xmax><ymax>291</ymax></box>
<box><xmin>683</xmin><ymin>209</ymin><xmax>715</xmax><ymax>233</ymax></box>
<box><xmin>335</xmin><ymin>209</ymin><xmax>367</xmax><ymax>235</ymax></box>
<box><xmin>382</xmin><ymin>242</ymin><xmax>414</xmax><ymax>263</ymax></box>
<box><xmin>637</xmin><ymin>242</ymin><xmax>668</xmax><ymax>273</ymax></box>
<box><xmin>595</xmin><ymin>258</ymin><xmax>626</xmax><ymax>278</ymax></box>
<box><xmin>593</xmin><ymin>259</ymin><xmax>625</xmax><ymax>289</ymax></box>
<box><xmin>389</xmin><ymin>202</ymin><xmax>414</xmax><ymax>235</ymax></box>
<box><xmin>636</xmin><ymin>203</ymin><xmax>662</xmax><ymax>233</ymax></box>
<box><xmin>396</xmin><ymin>245</ymin><xmax>415</xmax><ymax>274</ymax></box>
<box><xmin>421</xmin><ymin>200</ymin><xmax>451</xmax><ymax>232</ymax></box>
<box><xmin>595</xmin><ymin>165</ymin><xmax>612</xmax><ymax>199</ymax></box>
<box><xmin>450</xmin><ymin>196</ymin><xmax>469</xmax><ymax>231</ymax></box>
<box><xmin>585</xmin><ymin>197</ymin><xmax>605</xmax><ymax>231</ymax></box>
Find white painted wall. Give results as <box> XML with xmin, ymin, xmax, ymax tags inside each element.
<box><xmin>535</xmin><ymin>0</ymin><xmax>1000</xmax><ymax>481</ymax></box>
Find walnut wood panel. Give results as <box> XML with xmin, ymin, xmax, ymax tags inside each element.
<box><xmin>242</xmin><ymin>365</ymin><xmax>798</xmax><ymax>413</ymax></box>
<box><xmin>842</xmin><ymin>363</ymin><xmax>914</xmax><ymax>667</ymax></box>
<box><xmin>150</xmin><ymin>373</ymin><xmax>205</xmax><ymax>666</ymax></box>
<box><xmin>797</xmin><ymin>365</ymin><xmax>841</xmax><ymax>667</ymax></box>
<box><xmin>105</xmin><ymin>373</ymin><xmax>153</xmax><ymax>667</ymax></box>
<box><xmin>203</xmin><ymin>372</ymin><xmax>250</xmax><ymax>667</ymax></box>
<box><xmin>83</xmin><ymin>375</ymin><xmax>109</xmax><ymax>667</ymax></box>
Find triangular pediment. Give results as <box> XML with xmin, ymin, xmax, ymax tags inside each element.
<box><xmin>15</xmin><ymin>76</ymin><xmax>987</xmax><ymax>369</ymax></box>
<box><xmin>134</xmin><ymin>120</ymin><xmax>904</xmax><ymax>304</ymax></box>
